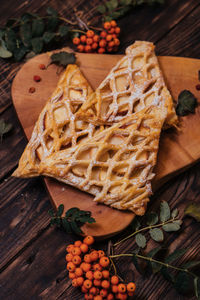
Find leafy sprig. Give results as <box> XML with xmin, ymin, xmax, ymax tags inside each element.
<box><xmin>176</xmin><ymin>90</ymin><xmax>198</xmax><ymax>116</ymax></box>
<box><xmin>49</xmin><ymin>51</ymin><xmax>76</xmax><ymax>68</ymax></box>
<box><xmin>48</xmin><ymin>205</ymin><xmax>96</xmax><ymax>234</ymax></box>
<box><xmin>0</xmin><ymin>119</ymin><xmax>12</xmax><ymax>142</ymax></box>
<box><xmin>97</xmin><ymin>0</ymin><xmax>165</xmax><ymax>21</ymax></box>
<box><xmin>114</xmin><ymin>201</ymin><xmax>182</xmax><ymax>248</ymax></box>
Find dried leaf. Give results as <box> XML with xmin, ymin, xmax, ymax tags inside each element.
<box><xmin>50</xmin><ymin>51</ymin><xmax>76</xmax><ymax>68</ymax></box>
<box><xmin>160</xmin><ymin>201</ymin><xmax>170</xmax><ymax>222</ymax></box>
<box><xmin>146</xmin><ymin>212</ymin><xmax>158</xmax><ymax>225</ymax></box>
<box><xmin>135</xmin><ymin>233</ymin><xmax>146</xmax><ymax>248</ymax></box>
<box><xmin>149</xmin><ymin>228</ymin><xmax>164</xmax><ymax>242</ymax></box>
<box><xmin>185</xmin><ymin>203</ymin><xmax>200</xmax><ymax>222</ymax></box>
<box><xmin>176</xmin><ymin>90</ymin><xmax>197</xmax><ymax>116</ymax></box>
<box><xmin>165</xmin><ymin>248</ymin><xmax>187</xmax><ymax>264</ymax></box>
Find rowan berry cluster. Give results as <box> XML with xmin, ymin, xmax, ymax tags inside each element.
<box><xmin>72</xmin><ymin>20</ymin><xmax>120</xmax><ymax>54</ymax></box>
<box><xmin>66</xmin><ymin>236</ymin><xmax>136</xmax><ymax>299</ymax></box>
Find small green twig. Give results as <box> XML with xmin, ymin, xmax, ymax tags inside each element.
<box><xmin>114</xmin><ymin>217</ymin><xmax>179</xmax><ymax>247</ymax></box>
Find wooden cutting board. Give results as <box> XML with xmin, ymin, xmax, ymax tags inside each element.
<box><xmin>12</xmin><ymin>49</ymin><xmax>200</xmax><ymax>239</ymax></box>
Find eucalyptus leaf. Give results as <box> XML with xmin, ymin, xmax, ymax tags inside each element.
<box><xmin>32</xmin><ymin>18</ymin><xmax>45</xmax><ymax>37</ymax></box>
<box><xmin>149</xmin><ymin>228</ymin><xmax>164</xmax><ymax>242</ymax></box>
<box><xmin>194</xmin><ymin>277</ymin><xmax>200</xmax><ymax>299</ymax></box>
<box><xmin>171</xmin><ymin>208</ymin><xmax>178</xmax><ymax>218</ymax></box>
<box><xmin>146</xmin><ymin>212</ymin><xmax>158</xmax><ymax>225</ymax></box>
<box><xmin>160</xmin><ymin>201</ymin><xmax>170</xmax><ymax>222</ymax></box>
<box><xmin>162</xmin><ymin>222</ymin><xmax>180</xmax><ymax>232</ymax></box>
<box><xmin>57</xmin><ymin>204</ymin><xmax>64</xmax><ymax>217</ymax></box>
<box><xmin>46</xmin><ymin>17</ymin><xmax>58</xmax><ymax>32</ymax></box>
<box><xmin>58</xmin><ymin>25</ymin><xmax>69</xmax><ymax>37</ymax></box>
<box><xmin>185</xmin><ymin>203</ymin><xmax>200</xmax><ymax>222</ymax></box>
<box><xmin>165</xmin><ymin>248</ymin><xmax>187</xmax><ymax>264</ymax></box>
<box><xmin>0</xmin><ymin>38</ymin><xmax>12</xmax><ymax>58</ymax></box>
<box><xmin>43</xmin><ymin>32</ymin><xmax>55</xmax><ymax>44</ymax></box>
<box><xmin>5</xmin><ymin>28</ymin><xmax>17</xmax><ymax>52</ymax></box>
<box><xmin>50</xmin><ymin>51</ymin><xmax>76</xmax><ymax>67</ymax></box>
<box><xmin>176</xmin><ymin>90</ymin><xmax>197</xmax><ymax>116</ymax></box>
<box><xmin>135</xmin><ymin>233</ymin><xmax>146</xmax><ymax>248</ymax></box>
<box><xmin>31</xmin><ymin>37</ymin><xmax>43</xmax><ymax>54</ymax></box>
<box><xmin>14</xmin><ymin>44</ymin><xmax>28</xmax><ymax>61</ymax></box>
<box><xmin>20</xmin><ymin>23</ymin><xmax>32</xmax><ymax>47</ymax></box>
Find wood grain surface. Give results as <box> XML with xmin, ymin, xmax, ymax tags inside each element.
<box><xmin>1</xmin><ymin>0</ymin><xmax>200</xmax><ymax>299</ymax></box>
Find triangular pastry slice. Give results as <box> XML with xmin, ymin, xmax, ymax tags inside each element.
<box><xmin>13</xmin><ymin>64</ymin><xmax>95</xmax><ymax>177</ymax></box>
<box><xmin>40</xmin><ymin>106</ymin><xmax>167</xmax><ymax>215</ymax></box>
<box><xmin>78</xmin><ymin>41</ymin><xmax>177</xmax><ymax>127</ymax></box>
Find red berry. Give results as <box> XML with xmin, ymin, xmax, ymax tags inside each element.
<box><xmin>85</xmin><ymin>45</ymin><xmax>92</xmax><ymax>53</ymax></box>
<box><xmin>99</xmin><ymin>39</ymin><xmax>107</xmax><ymax>48</ymax></box>
<box><xmin>115</xmin><ymin>27</ymin><xmax>121</xmax><ymax>34</ymax></box>
<box><xmin>73</xmin><ymin>37</ymin><xmax>80</xmax><ymax>45</ymax></box>
<box><xmin>33</xmin><ymin>75</ymin><xmax>41</xmax><ymax>82</ymax></box>
<box><xmin>86</xmin><ymin>38</ymin><xmax>93</xmax><ymax>45</ymax></box>
<box><xmin>196</xmin><ymin>84</ymin><xmax>200</xmax><ymax>90</ymax></box>
<box><xmin>108</xmin><ymin>28</ymin><xmax>115</xmax><ymax>34</ymax></box>
<box><xmin>100</xmin><ymin>31</ymin><xmax>107</xmax><ymax>38</ymax></box>
<box><xmin>92</xmin><ymin>42</ymin><xmax>98</xmax><ymax>50</ymax></box>
<box><xmin>80</xmin><ymin>35</ymin><xmax>87</xmax><ymax>43</ymax></box>
<box><xmin>104</xmin><ymin>22</ymin><xmax>111</xmax><ymax>30</ymax></box>
<box><xmin>29</xmin><ymin>87</ymin><xmax>35</xmax><ymax>93</ymax></box>
<box><xmin>93</xmin><ymin>35</ymin><xmax>100</xmax><ymax>42</ymax></box>
<box><xmin>106</xmin><ymin>35</ymin><xmax>113</xmax><ymax>42</ymax></box>
<box><xmin>77</xmin><ymin>44</ymin><xmax>84</xmax><ymax>52</ymax></box>
<box><xmin>98</xmin><ymin>47</ymin><xmax>105</xmax><ymax>54</ymax></box>
<box><xmin>39</xmin><ymin>64</ymin><xmax>46</xmax><ymax>70</ymax></box>
<box><xmin>87</xmin><ymin>30</ymin><xmax>95</xmax><ymax>38</ymax></box>
<box><xmin>114</xmin><ymin>38</ymin><xmax>120</xmax><ymax>46</ymax></box>
<box><xmin>108</xmin><ymin>41</ymin><xmax>115</xmax><ymax>48</ymax></box>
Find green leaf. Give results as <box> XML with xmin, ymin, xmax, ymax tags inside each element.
<box><xmin>174</xmin><ymin>271</ymin><xmax>191</xmax><ymax>294</ymax></box>
<box><xmin>97</xmin><ymin>5</ymin><xmax>106</xmax><ymax>14</ymax></box>
<box><xmin>71</xmin><ymin>221</ymin><xmax>83</xmax><ymax>234</ymax></box>
<box><xmin>161</xmin><ymin>267</ymin><xmax>175</xmax><ymax>283</ymax></box>
<box><xmin>160</xmin><ymin>201</ymin><xmax>170</xmax><ymax>222</ymax></box>
<box><xmin>20</xmin><ymin>23</ymin><xmax>32</xmax><ymax>47</ymax></box>
<box><xmin>165</xmin><ymin>248</ymin><xmax>187</xmax><ymax>264</ymax></box>
<box><xmin>54</xmin><ymin>217</ymin><xmax>61</xmax><ymax>227</ymax></box>
<box><xmin>13</xmin><ymin>44</ymin><xmax>28</xmax><ymax>61</ymax></box>
<box><xmin>185</xmin><ymin>203</ymin><xmax>200</xmax><ymax>222</ymax></box>
<box><xmin>65</xmin><ymin>207</ymin><xmax>79</xmax><ymax>218</ymax></box>
<box><xmin>20</xmin><ymin>12</ymin><xmax>33</xmax><ymax>23</ymax></box>
<box><xmin>194</xmin><ymin>277</ymin><xmax>200</xmax><ymax>299</ymax></box>
<box><xmin>46</xmin><ymin>7</ymin><xmax>58</xmax><ymax>16</ymax></box>
<box><xmin>182</xmin><ymin>261</ymin><xmax>200</xmax><ymax>270</ymax></box>
<box><xmin>104</xmin><ymin>16</ymin><xmax>113</xmax><ymax>22</ymax></box>
<box><xmin>135</xmin><ymin>233</ymin><xmax>146</xmax><ymax>248</ymax></box>
<box><xmin>43</xmin><ymin>32</ymin><xmax>55</xmax><ymax>44</ymax></box>
<box><xmin>171</xmin><ymin>208</ymin><xmax>178</xmax><ymax>218</ymax></box>
<box><xmin>50</xmin><ymin>51</ymin><xmax>76</xmax><ymax>68</ymax></box>
<box><xmin>146</xmin><ymin>246</ymin><xmax>162</xmax><ymax>258</ymax></box>
<box><xmin>31</xmin><ymin>37</ymin><xmax>43</xmax><ymax>54</ymax></box>
<box><xmin>32</xmin><ymin>18</ymin><xmax>45</xmax><ymax>37</ymax></box>
<box><xmin>57</xmin><ymin>204</ymin><xmax>64</xmax><ymax>217</ymax></box>
<box><xmin>0</xmin><ymin>119</ymin><xmax>12</xmax><ymax>141</ymax></box>
<box><xmin>162</xmin><ymin>222</ymin><xmax>181</xmax><ymax>232</ymax></box>
<box><xmin>132</xmin><ymin>248</ymin><xmax>144</xmax><ymax>274</ymax></box>
<box><xmin>62</xmin><ymin>218</ymin><xmax>71</xmax><ymax>232</ymax></box>
<box><xmin>5</xmin><ymin>28</ymin><xmax>17</xmax><ymax>52</ymax></box>
<box><xmin>48</xmin><ymin>208</ymin><xmax>55</xmax><ymax>217</ymax></box>
<box><xmin>176</xmin><ymin>90</ymin><xmax>197</xmax><ymax>116</ymax></box>
<box><xmin>146</xmin><ymin>212</ymin><xmax>158</xmax><ymax>225</ymax></box>
<box><xmin>146</xmin><ymin>246</ymin><xmax>162</xmax><ymax>273</ymax></box>
<box><xmin>58</xmin><ymin>25</ymin><xmax>69</xmax><ymax>37</ymax></box>
<box><xmin>0</xmin><ymin>38</ymin><xmax>12</xmax><ymax>58</ymax></box>
<box><xmin>46</xmin><ymin>17</ymin><xmax>58</xmax><ymax>32</ymax></box>
<box><xmin>130</xmin><ymin>217</ymin><xmax>141</xmax><ymax>231</ymax></box>
<box><xmin>25</xmin><ymin>51</ymin><xmax>36</xmax><ymax>60</ymax></box>
<box><xmin>78</xmin><ymin>216</ymin><xmax>96</xmax><ymax>224</ymax></box>
<box><xmin>149</xmin><ymin>228</ymin><xmax>164</xmax><ymax>242</ymax></box>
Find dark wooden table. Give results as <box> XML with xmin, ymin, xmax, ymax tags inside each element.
<box><xmin>0</xmin><ymin>1</ymin><xmax>200</xmax><ymax>299</ymax></box>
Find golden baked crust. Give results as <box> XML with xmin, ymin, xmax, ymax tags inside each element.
<box><xmin>40</xmin><ymin>106</ymin><xmax>167</xmax><ymax>215</ymax></box>
<box><xmin>78</xmin><ymin>41</ymin><xmax>177</xmax><ymax>127</ymax></box>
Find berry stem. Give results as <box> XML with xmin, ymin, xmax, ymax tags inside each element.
<box><xmin>113</xmin><ymin>217</ymin><xmax>180</xmax><ymax>247</ymax></box>
<box><xmin>70</xmin><ymin>29</ymin><xmax>86</xmax><ymax>34</ymax></box>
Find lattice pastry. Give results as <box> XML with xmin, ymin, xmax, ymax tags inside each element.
<box><xmin>13</xmin><ymin>64</ymin><xmax>96</xmax><ymax>177</ymax></box>
<box><xmin>40</xmin><ymin>106</ymin><xmax>167</xmax><ymax>215</ymax></box>
<box><xmin>78</xmin><ymin>41</ymin><xmax>177</xmax><ymax>127</ymax></box>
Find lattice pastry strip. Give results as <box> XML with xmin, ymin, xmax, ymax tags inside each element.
<box><xmin>40</xmin><ymin>106</ymin><xmax>167</xmax><ymax>215</ymax></box>
<box><xmin>13</xmin><ymin>64</ymin><xmax>96</xmax><ymax>177</ymax></box>
<box><xmin>78</xmin><ymin>41</ymin><xmax>177</xmax><ymax>127</ymax></box>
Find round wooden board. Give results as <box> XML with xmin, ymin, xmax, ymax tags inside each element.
<box><xmin>12</xmin><ymin>49</ymin><xmax>200</xmax><ymax>238</ymax></box>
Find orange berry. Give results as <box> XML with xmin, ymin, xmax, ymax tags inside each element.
<box><xmin>80</xmin><ymin>35</ymin><xmax>87</xmax><ymax>43</ymax></box>
<box><xmin>127</xmin><ymin>282</ymin><xmax>136</xmax><ymax>293</ymax></box>
<box><xmin>100</xmin><ymin>31</ymin><xmax>107</xmax><ymax>38</ymax></box>
<box><xmin>82</xmin><ymin>285</ymin><xmax>89</xmax><ymax>293</ymax></box>
<box><xmin>72</xmin><ymin>255</ymin><xmax>81</xmax><ymax>265</ymax></box>
<box><xmin>108</xmin><ymin>41</ymin><xmax>115</xmax><ymax>48</ymax></box>
<box><xmin>72</xmin><ymin>278</ymin><xmax>78</xmax><ymax>287</ymax></box>
<box><xmin>111</xmin><ymin>275</ymin><xmax>119</xmax><ymax>285</ymax></box>
<box><xmin>84</xmin><ymin>254</ymin><xmax>92</xmax><ymax>263</ymax></box>
<box><xmin>114</xmin><ymin>38</ymin><xmax>120</xmax><ymax>46</ymax></box>
<box><xmin>77</xmin><ymin>44</ymin><xmax>84</xmax><ymax>52</ymax></box>
<box><xmin>107</xmin><ymin>293</ymin><xmax>114</xmax><ymax>300</ymax></box>
<box><xmin>69</xmin><ymin>272</ymin><xmax>76</xmax><ymax>279</ymax></box>
<box><xmin>112</xmin><ymin>34</ymin><xmax>117</xmax><ymax>39</ymax></box>
<box><xmin>84</xmin><ymin>279</ymin><xmax>93</xmax><ymax>289</ymax></box>
<box><xmin>111</xmin><ymin>285</ymin><xmax>118</xmax><ymax>293</ymax></box>
<box><xmin>110</xmin><ymin>20</ymin><xmax>117</xmax><ymax>27</ymax></box>
<box><xmin>76</xmin><ymin>276</ymin><xmax>84</xmax><ymax>286</ymax></box>
<box><xmin>107</xmin><ymin>47</ymin><xmax>113</xmax><ymax>53</ymax></box>
<box><xmin>86</xmin><ymin>38</ymin><xmax>93</xmax><ymax>45</ymax></box>
<box><xmin>84</xmin><ymin>236</ymin><xmax>95</xmax><ymax>245</ymax></box>
<box><xmin>90</xmin><ymin>286</ymin><xmax>97</xmax><ymax>295</ymax></box>
<box><xmin>102</xmin><ymin>270</ymin><xmax>109</xmax><ymax>279</ymax></box>
<box><xmin>115</xmin><ymin>27</ymin><xmax>121</xmax><ymax>34</ymax></box>
<box><xmin>67</xmin><ymin>261</ymin><xmax>76</xmax><ymax>272</ymax></box>
<box><xmin>94</xmin><ymin>270</ymin><xmax>102</xmax><ymax>280</ymax></box>
<box><xmin>108</xmin><ymin>28</ymin><xmax>115</xmax><ymax>34</ymax></box>
<box><xmin>93</xmin><ymin>263</ymin><xmax>103</xmax><ymax>271</ymax></box>
<box><xmin>106</xmin><ymin>34</ymin><xmax>113</xmax><ymax>42</ymax></box>
<box><xmin>94</xmin><ymin>296</ymin><xmax>103</xmax><ymax>300</ymax></box>
<box><xmin>99</xmin><ymin>39</ymin><xmax>107</xmax><ymax>48</ymax></box>
<box><xmin>98</xmin><ymin>47</ymin><xmax>105</xmax><ymax>54</ymax></box>
<box><xmin>72</xmin><ymin>247</ymin><xmax>81</xmax><ymax>256</ymax></box>
<box><xmin>66</xmin><ymin>244</ymin><xmax>74</xmax><ymax>253</ymax></box>
<box><xmin>128</xmin><ymin>292</ymin><xmax>134</xmax><ymax>297</ymax></box>
<box><xmin>93</xmin><ymin>35</ymin><xmax>100</xmax><ymax>42</ymax></box>
<box><xmin>100</xmin><ymin>289</ymin><xmax>108</xmax><ymax>297</ymax></box>
<box><xmin>75</xmin><ymin>267</ymin><xmax>83</xmax><ymax>277</ymax></box>
<box><xmin>87</xmin><ymin>30</ymin><xmax>95</xmax><ymax>38</ymax></box>
<box><xmin>80</xmin><ymin>243</ymin><xmax>89</xmax><ymax>253</ymax></box>
<box><xmin>117</xmin><ymin>293</ymin><xmax>127</xmax><ymax>300</ymax></box>
<box><xmin>74</xmin><ymin>240</ymin><xmax>82</xmax><ymax>247</ymax></box>
<box><xmin>101</xmin><ymin>280</ymin><xmax>110</xmax><ymax>289</ymax></box>
<box><xmin>65</xmin><ymin>253</ymin><xmax>73</xmax><ymax>262</ymax></box>
<box><xmin>86</xmin><ymin>270</ymin><xmax>94</xmax><ymax>280</ymax></box>
<box><xmin>85</xmin><ymin>45</ymin><xmax>92</xmax><ymax>53</ymax></box>
<box><xmin>90</xmin><ymin>251</ymin><xmax>99</xmax><ymax>262</ymax></box>
<box><xmin>91</xmin><ymin>42</ymin><xmax>98</xmax><ymax>50</ymax></box>
<box><xmin>98</xmin><ymin>250</ymin><xmax>105</xmax><ymax>258</ymax></box>
<box><xmin>118</xmin><ymin>283</ymin><xmax>126</xmax><ymax>293</ymax></box>
<box><xmin>104</xmin><ymin>22</ymin><xmax>111</xmax><ymax>30</ymax></box>
<box><xmin>83</xmin><ymin>263</ymin><xmax>92</xmax><ymax>272</ymax></box>
<box><xmin>73</xmin><ymin>37</ymin><xmax>80</xmax><ymax>45</ymax></box>
<box><xmin>99</xmin><ymin>257</ymin><xmax>110</xmax><ymax>268</ymax></box>
<box><xmin>93</xmin><ymin>279</ymin><xmax>102</xmax><ymax>287</ymax></box>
